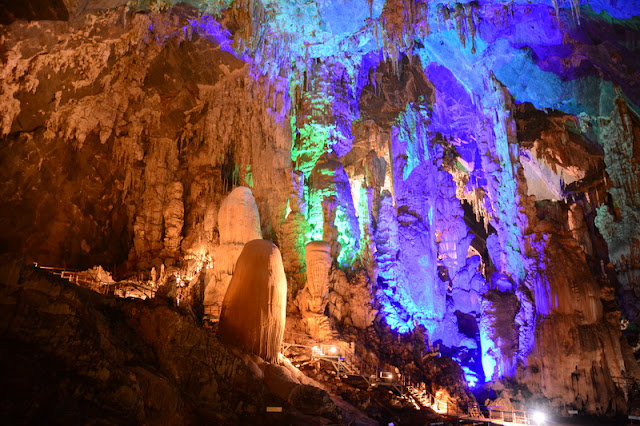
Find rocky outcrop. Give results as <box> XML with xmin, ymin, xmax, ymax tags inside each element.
<box><xmin>0</xmin><ymin>256</ymin><xmax>375</xmax><ymax>424</ymax></box>
<box><xmin>328</xmin><ymin>269</ymin><xmax>376</xmax><ymax>331</ymax></box>
<box><xmin>525</xmin><ymin>316</ymin><xmax>627</xmax><ymax>414</ymax></box>
<box><xmin>0</xmin><ymin>257</ymin><xmax>276</xmax><ymax>424</ymax></box>
<box><xmin>0</xmin><ymin>7</ymin><xmax>291</xmax><ymax>271</ymax></box>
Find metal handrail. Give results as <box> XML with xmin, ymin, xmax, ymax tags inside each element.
<box><xmin>37</xmin><ymin>265</ymin><xmax>156</xmax><ymax>298</ymax></box>
<box><xmin>284</xmin><ymin>341</ymin><xmax>409</xmax><ymax>389</ymax></box>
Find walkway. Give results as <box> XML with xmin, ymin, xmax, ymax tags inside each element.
<box><xmin>282</xmin><ymin>338</ymin><xmax>543</xmax><ymax>426</ymax></box>
<box><xmin>36</xmin><ymin>265</ymin><xmax>156</xmax><ymax>299</ymax></box>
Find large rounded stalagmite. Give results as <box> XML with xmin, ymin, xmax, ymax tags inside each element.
<box><xmin>203</xmin><ymin>186</ymin><xmax>262</xmax><ymax>312</ymax></box>
<box><xmin>218</xmin><ymin>239</ymin><xmax>287</xmax><ymax>363</ymax></box>
<box><xmin>218</xmin><ymin>186</ymin><xmax>262</xmax><ymax>245</ymax></box>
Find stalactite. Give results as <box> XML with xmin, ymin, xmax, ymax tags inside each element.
<box><xmin>551</xmin><ymin>0</ymin><xmax>560</xmax><ymax>23</ymax></box>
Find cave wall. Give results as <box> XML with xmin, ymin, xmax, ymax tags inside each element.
<box><xmin>0</xmin><ymin>258</ymin><xmax>277</xmax><ymax>423</ymax></box>
<box><xmin>2</xmin><ymin>0</ymin><xmax>640</xmax><ymax>415</ymax></box>
<box><xmin>0</xmin><ymin>6</ymin><xmax>291</xmax><ymax>270</ymax></box>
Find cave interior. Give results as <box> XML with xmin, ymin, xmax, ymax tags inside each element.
<box><xmin>1</xmin><ymin>0</ymin><xmax>640</xmax><ymax>424</ymax></box>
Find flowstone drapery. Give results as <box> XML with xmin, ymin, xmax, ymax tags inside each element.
<box><xmin>297</xmin><ymin>241</ymin><xmax>333</xmax><ymax>340</ymax></box>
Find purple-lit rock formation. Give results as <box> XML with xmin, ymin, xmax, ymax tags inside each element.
<box><xmin>1</xmin><ymin>0</ymin><xmax>640</xmax><ymax>422</ymax></box>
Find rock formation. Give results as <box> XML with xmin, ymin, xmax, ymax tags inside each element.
<box><xmin>218</xmin><ymin>239</ymin><xmax>287</xmax><ymax>363</ymax></box>
<box><xmin>297</xmin><ymin>241</ymin><xmax>333</xmax><ymax>340</ymax></box>
<box><xmin>1</xmin><ymin>0</ymin><xmax>640</xmax><ymax>420</ymax></box>
<box><xmin>218</xmin><ymin>187</ymin><xmax>263</xmax><ymax>246</ymax></box>
<box><xmin>302</xmin><ymin>241</ymin><xmax>332</xmax><ymax>313</ymax></box>
<box><xmin>0</xmin><ymin>257</ymin><xmax>278</xmax><ymax>424</ymax></box>
<box><xmin>0</xmin><ymin>256</ymin><xmax>376</xmax><ymax>424</ymax></box>
<box><xmin>203</xmin><ymin>186</ymin><xmax>262</xmax><ymax>311</ymax></box>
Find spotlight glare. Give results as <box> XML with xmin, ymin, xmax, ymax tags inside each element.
<box><xmin>532</xmin><ymin>410</ymin><xmax>546</xmax><ymax>424</ymax></box>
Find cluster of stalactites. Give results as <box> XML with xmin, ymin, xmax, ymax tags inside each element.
<box><xmin>551</xmin><ymin>0</ymin><xmax>581</xmax><ymax>25</ymax></box>
<box><xmin>595</xmin><ymin>97</ymin><xmax>640</xmax><ymax>287</ymax></box>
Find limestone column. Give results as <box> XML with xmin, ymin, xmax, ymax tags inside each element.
<box><xmin>162</xmin><ymin>181</ymin><xmax>184</xmax><ymax>255</ymax></box>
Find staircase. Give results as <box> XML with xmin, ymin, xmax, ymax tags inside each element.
<box><xmin>281</xmin><ymin>340</ymin><xmax>545</xmax><ymax>425</ymax></box>
<box><xmin>406</xmin><ymin>385</ymin><xmax>434</xmax><ymax>409</ymax></box>
<box><xmin>282</xmin><ymin>340</ymin><xmax>409</xmax><ymax>391</ymax></box>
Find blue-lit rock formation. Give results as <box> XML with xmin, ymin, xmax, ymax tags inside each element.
<box><xmin>1</xmin><ymin>0</ymin><xmax>640</xmax><ymax>418</ymax></box>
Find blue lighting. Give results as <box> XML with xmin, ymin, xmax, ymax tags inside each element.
<box><xmin>164</xmin><ymin>0</ymin><xmax>640</xmax><ymax>389</ymax></box>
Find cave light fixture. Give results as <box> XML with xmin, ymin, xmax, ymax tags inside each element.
<box><xmin>379</xmin><ymin>371</ymin><xmax>394</xmax><ymax>380</ymax></box>
<box><xmin>532</xmin><ymin>410</ymin><xmax>547</xmax><ymax>425</ymax></box>
<box><xmin>312</xmin><ymin>345</ymin><xmax>322</xmax><ymax>357</ymax></box>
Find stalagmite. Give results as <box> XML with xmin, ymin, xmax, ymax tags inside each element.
<box><xmin>217</xmin><ymin>186</ymin><xmax>262</xmax><ymax>246</ymax></box>
<box><xmin>204</xmin><ymin>186</ymin><xmax>262</xmax><ymax>311</ymax></box>
<box><xmin>304</xmin><ymin>241</ymin><xmax>332</xmax><ymax>312</ymax></box>
<box><xmin>297</xmin><ymin>241</ymin><xmax>334</xmax><ymax>340</ymax></box>
<box><xmin>218</xmin><ymin>239</ymin><xmax>287</xmax><ymax>363</ymax></box>
<box><xmin>162</xmin><ymin>181</ymin><xmax>184</xmax><ymax>255</ymax></box>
